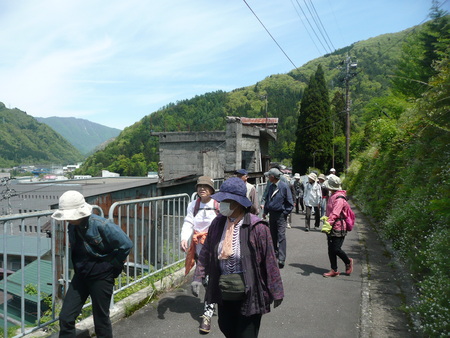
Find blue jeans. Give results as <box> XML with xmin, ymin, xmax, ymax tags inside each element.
<box><xmin>59</xmin><ymin>274</ymin><xmax>114</xmax><ymax>338</ymax></box>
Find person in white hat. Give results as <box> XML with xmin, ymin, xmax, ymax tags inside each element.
<box><xmin>303</xmin><ymin>173</ymin><xmax>322</xmax><ymax>231</ymax></box>
<box><xmin>52</xmin><ymin>190</ymin><xmax>133</xmax><ymax>338</ymax></box>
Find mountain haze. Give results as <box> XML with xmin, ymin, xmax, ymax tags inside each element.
<box><xmin>36</xmin><ymin>117</ymin><xmax>121</xmax><ymax>155</ymax></box>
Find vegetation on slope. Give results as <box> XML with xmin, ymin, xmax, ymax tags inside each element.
<box><xmin>345</xmin><ymin>9</ymin><xmax>449</xmax><ymax>335</ymax></box>
<box><xmin>0</xmin><ymin>103</ymin><xmax>83</xmax><ymax>167</ymax></box>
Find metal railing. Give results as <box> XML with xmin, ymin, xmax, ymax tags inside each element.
<box><xmin>0</xmin><ymin>193</ymin><xmax>190</xmax><ymax>338</ymax></box>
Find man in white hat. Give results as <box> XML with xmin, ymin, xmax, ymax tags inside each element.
<box><xmin>303</xmin><ymin>173</ymin><xmax>322</xmax><ymax>231</ymax></box>
<box><xmin>52</xmin><ymin>190</ymin><xmax>133</xmax><ymax>338</ymax></box>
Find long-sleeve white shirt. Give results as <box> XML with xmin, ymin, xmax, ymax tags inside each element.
<box><xmin>180</xmin><ymin>199</ymin><xmax>218</xmax><ymax>242</ymax></box>
<box><xmin>303</xmin><ymin>181</ymin><xmax>322</xmax><ymax>207</ymax></box>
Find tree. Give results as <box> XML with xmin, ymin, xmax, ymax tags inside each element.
<box><xmin>292</xmin><ymin>65</ymin><xmax>332</xmax><ymax>174</ymax></box>
<box><xmin>392</xmin><ymin>5</ymin><xmax>449</xmax><ymax>98</ymax></box>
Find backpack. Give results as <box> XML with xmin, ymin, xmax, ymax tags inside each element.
<box><xmin>336</xmin><ymin>196</ymin><xmax>356</xmax><ymax>231</ymax></box>
<box><xmin>193</xmin><ymin>198</ymin><xmax>220</xmax><ymax>217</ymax></box>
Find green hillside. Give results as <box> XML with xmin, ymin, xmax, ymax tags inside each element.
<box><xmin>0</xmin><ymin>103</ymin><xmax>83</xmax><ymax>167</ymax></box>
<box><xmin>76</xmin><ymin>27</ymin><xmax>410</xmax><ymax>177</ymax></box>
<box><xmin>35</xmin><ymin>116</ymin><xmax>121</xmax><ymax>155</ymax></box>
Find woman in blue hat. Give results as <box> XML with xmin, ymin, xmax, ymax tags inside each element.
<box><xmin>192</xmin><ymin>177</ymin><xmax>284</xmax><ymax>338</ymax></box>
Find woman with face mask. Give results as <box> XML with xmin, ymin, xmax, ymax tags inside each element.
<box><xmin>192</xmin><ymin>177</ymin><xmax>284</xmax><ymax>338</ymax></box>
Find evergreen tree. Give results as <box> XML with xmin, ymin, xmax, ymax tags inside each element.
<box><xmin>293</xmin><ymin>65</ymin><xmax>332</xmax><ymax>174</ymax></box>
<box><xmin>392</xmin><ymin>6</ymin><xmax>449</xmax><ymax>98</ymax></box>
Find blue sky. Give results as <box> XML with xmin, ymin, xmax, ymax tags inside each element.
<box><xmin>0</xmin><ymin>0</ymin><xmax>446</xmax><ymax>130</ymax></box>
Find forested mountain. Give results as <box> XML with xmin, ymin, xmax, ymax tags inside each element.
<box><xmin>36</xmin><ymin>116</ymin><xmax>121</xmax><ymax>155</ymax></box>
<box><xmin>76</xmin><ymin>26</ymin><xmax>411</xmax><ymax>177</ymax></box>
<box><xmin>0</xmin><ymin>103</ymin><xmax>83</xmax><ymax>167</ymax></box>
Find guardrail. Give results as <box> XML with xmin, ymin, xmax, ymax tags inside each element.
<box><xmin>0</xmin><ymin>194</ymin><xmax>190</xmax><ymax>338</ymax></box>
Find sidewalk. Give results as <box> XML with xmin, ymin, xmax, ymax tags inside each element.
<box><xmin>110</xmin><ymin>205</ymin><xmax>417</xmax><ymax>338</ymax></box>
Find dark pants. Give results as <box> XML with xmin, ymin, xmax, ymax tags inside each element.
<box><xmin>218</xmin><ymin>300</ymin><xmax>262</xmax><ymax>338</ymax></box>
<box><xmin>305</xmin><ymin>206</ymin><xmax>320</xmax><ymax>229</ymax></box>
<box><xmin>268</xmin><ymin>211</ymin><xmax>287</xmax><ymax>263</ymax></box>
<box><xmin>59</xmin><ymin>274</ymin><xmax>115</xmax><ymax>338</ymax></box>
<box><xmin>327</xmin><ymin>236</ymin><xmax>351</xmax><ymax>271</ymax></box>
<box><xmin>295</xmin><ymin>197</ymin><xmax>305</xmax><ymax>213</ymax></box>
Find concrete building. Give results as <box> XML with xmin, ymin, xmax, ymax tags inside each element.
<box><xmin>153</xmin><ymin>116</ymin><xmax>278</xmax><ymax>183</ymax></box>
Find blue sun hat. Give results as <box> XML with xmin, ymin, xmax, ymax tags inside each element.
<box><xmin>212</xmin><ymin>177</ymin><xmax>252</xmax><ymax>208</ymax></box>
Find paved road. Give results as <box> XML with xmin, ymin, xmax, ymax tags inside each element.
<box><xmin>110</xmin><ymin>206</ymin><xmax>417</xmax><ymax>338</ymax></box>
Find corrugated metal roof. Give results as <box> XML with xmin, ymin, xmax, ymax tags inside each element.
<box><xmin>0</xmin><ymin>235</ymin><xmax>51</xmax><ymax>257</ymax></box>
<box><xmin>1</xmin><ymin>259</ymin><xmax>53</xmax><ymax>302</ymax></box>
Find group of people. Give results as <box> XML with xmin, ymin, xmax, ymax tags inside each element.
<box><xmin>48</xmin><ymin>166</ymin><xmax>353</xmax><ymax>338</ymax></box>
<box><xmin>181</xmin><ymin>167</ymin><xmax>353</xmax><ymax>337</ymax></box>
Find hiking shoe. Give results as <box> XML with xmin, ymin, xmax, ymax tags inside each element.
<box><xmin>199</xmin><ymin>315</ymin><xmax>211</xmax><ymax>334</ymax></box>
<box><xmin>305</xmin><ymin>227</ymin><xmax>309</xmax><ymax>232</ymax></box>
<box><xmin>346</xmin><ymin>258</ymin><xmax>354</xmax><ymax>275</ymax></box>
<box><xmin>278</xmin><ymin>260</ymin><xmax>285</xmax><ymax>269</ymax></box>
<box><xmin>323</xmin><ymin>270</ymin><xmax>340</xmax><ymax>278</ymax></box>
<box><xmin>287</xmin><ymin>223</ymin><xmax>292</xmax><ymax>229</ymax></box>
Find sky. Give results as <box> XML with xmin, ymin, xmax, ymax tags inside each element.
<box><xmin>0</xmin><ymin>0</ymin><xmax>447</xmax><ymax>130</ymax></box>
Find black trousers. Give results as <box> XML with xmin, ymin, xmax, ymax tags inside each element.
<box><xmin>59</xmin><ymin>274</ymin><xmax>115</xmax><ymax>338</ymax></box>
<box><xmin>268</xmin><ymin>211</ymin><xmax>287</xmax><ymax>262</ymax></box>
<box><xmin>295</xmin><ymin>197</ymin><xmax>305</xmax><ymax>213</ymax></box>
<box><xmin>305</xmin><ymin>206</ymin><xmax>320</xmax><ymax>229</ymax></box>
<box><xmin>218</xmin><ymin>300</ymin><xmax>262</xmax><ymax>338</ymax></box>
<box><xmin>327</xmin><ymin>235</ymin><xmax>351</xmax><ymax>271</ymax></box>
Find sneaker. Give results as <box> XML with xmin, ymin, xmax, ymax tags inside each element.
<box><xmin>287</xmin><ymin>223</ymin><xmax>292</xmax><ymax>229</ymax></box>
<box><xmin>305</xmin><ymin>227</ymin><xmax>309</xmax><ymax>232</ymax></box>
<box><xmin>346</xmin><ymin>258</ymin><xmax>354</xmax><ymax>275</ymax></box>
<box><xmin>199</xmin><ymin>315</ymin><xmax>211</xmax><ymax>334</ymax></box>
<box><xmin>323</xmin><ymin>270</ymin><xmax>340</xmax><ymax>278</ymax></box>
<box><xmin>278</xmin><ymin>260</ymin><xmax>285</xmax><ymax>269</ymax></box>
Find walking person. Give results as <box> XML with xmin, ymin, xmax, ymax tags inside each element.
<box><xmin>192</xmin><ymin>177</ymin><xmax>284</xmax><ymax>338</ymax></box>
<box><xmin>51</xmin><ymin>191</ymin><xmax>133</xmax><ymax>338</ymax></box>
<box><xmin>318</xmin><ymin>174</ymin><xmax>329</xmax><ymax>218</ymax></box>
<box><xmin>262</xmin><ymin>168</ymin><xmax>294</xmax><ymax>268</ymax></box>
<box><xmin>303</xmin><ymin>173</ymin><xmax>322</xmax><ymax>231</ymax></box>
<box><xmin>322</xmin><ymin>174</ymin><xmax>354</xmax><ymax>277</ymax></box>
<box><xmin>235</xmin><ymin>169</ymin><xmax>259</xmax><ymax>215</ymax></box>
<box><xmin>180</xmin><ymin>176</ymin><xmax>219</xmax><ymax>334</ymax></box>
<box><xmin>292</xmin><ymin>173</ymin><xmax>305</xmax><ymax>214</ymax></box>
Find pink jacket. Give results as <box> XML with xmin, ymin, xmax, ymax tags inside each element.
<box><xmin>326</xmin><ymin>190</ymin><xmax>348</xmax><ymax>236</ymax></box>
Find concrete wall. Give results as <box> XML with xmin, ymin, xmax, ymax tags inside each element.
<box><xmin>157</xmin><ymin>131</ymin><xmax>226</xmax><ymax>181</ymax></box>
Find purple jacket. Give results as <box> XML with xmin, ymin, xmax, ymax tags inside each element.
<box><xmin>326</xmin><ymin>190</ymin><xmax>348</xmax><ymax>237</ymax></box>
<box><xmin>193</xmin><ymin>213</ymin><xmax>284</xmax><ymax>316</ymax></box>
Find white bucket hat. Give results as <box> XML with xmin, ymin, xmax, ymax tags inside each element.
<box><xmin>51</xmin><ymin>190</ymin><xmax>93</xmax><ymax>221</ymax></box>
<box><xmin>293</xmin><ymin>173</ymin><xmax>301</xmax><ymax>179</ymax></box>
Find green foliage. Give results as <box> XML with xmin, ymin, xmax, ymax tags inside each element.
<box><xmin>0</xmin><ymin>103</ymin><xmax>83</xmax><ymax>167</ymax></box>
<box><xmin>293</xmin><ymin>65</ymin><xmax>332</xmax><ymax>174</ymax></box>
<box><xmin>345</xmin><ymin>21</ymin><xmax>450</xmax><ymax>335</ymax></box>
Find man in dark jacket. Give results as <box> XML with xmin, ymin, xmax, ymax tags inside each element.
<box><xmin>263</xmin><ymin>168</ymin><xmax>294</xmax><ymax>268</ymax></box>
<box><xmin>52</xmin><ymin>190</ymin><xmax>133</xmax><ymax>338</ymax></box>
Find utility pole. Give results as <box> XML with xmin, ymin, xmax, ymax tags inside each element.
<box><xmin>343</xmin><ymin>55</ymin><xmax>357</xmax><ymax>170</ymax></box>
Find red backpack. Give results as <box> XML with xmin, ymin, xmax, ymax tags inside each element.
<box><xmin>336</xmin><ymin>196</ymin><xmax>356</xmax><ymax>231</ymax></box>
<box><xmin>193</xmin><ymin>198</ymin><xmax>220</xmax><ymax>217</ymax></box>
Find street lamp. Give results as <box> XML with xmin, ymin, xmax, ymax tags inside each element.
<box><xmin>312</xmin><ymin>149</ymin><xmax>323</xmax><ymax>168</ymax></box>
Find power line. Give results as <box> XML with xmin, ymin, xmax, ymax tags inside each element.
<box><xmin>294</xmin><ymin>0</ymin><xmax>329</xmax><ymax>54</ymax></box>
<box><xmin>307</xmin><ymin>0</ymin><xmax>336</xmax><ymax>52</ymax></box>
<box><xmin>289</xmin><ymin>0</ymin><xmax>322</xmax><ymax>55</ymax></box>
<box><xmin>242</xmin><ymin>0</ymin><xmax>299</xmax><ymax>70</ymax></box>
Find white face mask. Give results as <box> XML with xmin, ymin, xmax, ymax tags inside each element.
<box><xmin>219</xmin><ymin>201</ymin><xmax>235</xmax><ymax>217</ymax></box>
